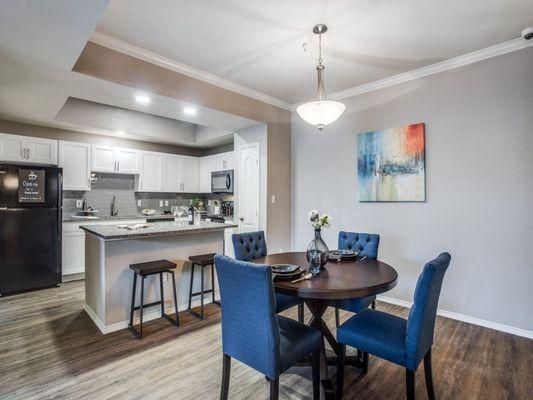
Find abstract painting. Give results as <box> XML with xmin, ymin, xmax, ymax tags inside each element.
<box><xmin>358</xmin><ymin>123</ymin><xmax>425</xmax><ymax>202</ymax></box>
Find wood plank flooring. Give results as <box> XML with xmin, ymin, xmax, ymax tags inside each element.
<box><xmin>0</xmin><ymin>281</ymin><xmax>531</xmax><ymax>399</ymax></box>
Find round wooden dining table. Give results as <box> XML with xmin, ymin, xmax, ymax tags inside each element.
<box><xmin>252</xmin><ymin>252</ymin><xmax>398</xmax><ymax>400</ymax></box>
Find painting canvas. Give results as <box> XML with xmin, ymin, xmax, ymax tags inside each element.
<box><xmin>358</xmin><ymin>123</ymin><xmax>425</xmax><ymax>202</ymax></box>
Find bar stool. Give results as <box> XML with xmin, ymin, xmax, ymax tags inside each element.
<box><xmin>129</xmin><ymin>259</ymin><xmax>179</xmax><ymax>339</ymax></box>
<box><xmin>187</xmin><ymin>253</ymin><xmax>219</xmax><ymax>319</ymax></box>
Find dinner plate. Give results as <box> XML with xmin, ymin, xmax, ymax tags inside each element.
<box><xmin>273</xmin><ymin>267</ymin><xmax>303</xmax><ymax>280</ymax></box>
<box><xmin>271</xmin><ymin>264</ymin><xmax>300</xmax><ymax>274</ymax></box>
<box><xmin>329</xmin><ymin>250</ymin><xmax>358</xmax><ymax>260</ymax></box>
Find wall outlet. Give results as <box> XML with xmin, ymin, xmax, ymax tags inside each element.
<box><xmin>164</xmin><ymin>200</ymin><xmax>169</xmax><ymax>206</ymax></box>
<box><xmin>159</xmin><ymin>200</ymin><xmax>164</xmax><ymax>207</ymax></box>
<box><xmin>271</xmin><ymin>194</ymin><xmax>276</xmax><ymax>204</ymax></box>
<box><xmin>76</xmin><ymin>199</ymin><xmax>83</xmax><ymax>209</ymax></box>
<box><xmin>137</xmin><ymin>200</ymin><xmax>142</xmax><ymax>207</ymax></box>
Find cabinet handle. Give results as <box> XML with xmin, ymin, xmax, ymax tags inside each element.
<box><xmin>26</xmin><ymin>148</ymin><xmax>30</xmax><ymax>159</ymax></box>
<box><xmin>20</xmin><ymin>148</ymin><xmax>23</xmax><ymax>159</ymax></box>
<box><xmin>117</xmin><ymin>161</ymin><xmax>120</xmax><ymax>171</ymax></box>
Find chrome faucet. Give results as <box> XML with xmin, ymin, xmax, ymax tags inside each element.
<box><xmin>111</xmin><ymin>196</ymin><xmax>119</xmax><ymax>216</ymax></box>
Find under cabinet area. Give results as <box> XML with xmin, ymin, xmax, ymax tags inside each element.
<box><xmin>0</xmin><ymin>132</ymin><xmax>58</xmax><ymax>165</ymax></box>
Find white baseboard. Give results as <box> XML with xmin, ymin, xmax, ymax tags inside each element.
<box><xmin>83</xmin><ymin>297</ymin><xmax>214</xmax><ymax>335</ymax></box>
<box><xmin>377</xmin><ymin>295</ymin><xmax>533</xmax><ymax>340</ymax></box>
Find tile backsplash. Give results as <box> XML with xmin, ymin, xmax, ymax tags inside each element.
<box><xmin>63</xmin><ymin>173</ymin><xmax>232</xmax><ymax>217</ymax></box>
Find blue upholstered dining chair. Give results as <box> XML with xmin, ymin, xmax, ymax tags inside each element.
<box><xmin>330</xmin><ymin>231</ymin><xmax>381</xmax><ymax>328</ymax></box>
<box><xmin>215</xmin><ymin>254</ymin><xmax>321</xmax><ymax>400</ymax></box>
<box><xmin>232</xmin><ymin>231</ymin><xmax>305</xmax><ymax>322</ymax></box>
<box><xmin>336</xmin><ymin>252</ymin><xmax>451</xmax><ymax>400</ymax></box>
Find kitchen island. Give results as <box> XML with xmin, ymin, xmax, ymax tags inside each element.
<box><xmin>81</xmin><ymin>220</ymin><xmax>237</xmax><ymax>334</ymax></box>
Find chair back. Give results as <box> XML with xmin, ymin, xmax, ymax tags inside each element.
<box><xmin>405</xmin><ymin>252</ymin><xmax>451</xmax><ymax>370</ymax></box>
<box><xmin>232</xmin><ymin>231</ymin><xmax>268</xmax><ymax>261</ymax></box>
<box><xmin>214</xmin><ymin>254</ymin><xmax>279</xmax><ymax>378</ymax></box>
<box><xmin>338</xmin><ymin>231</ymin><xmax>380</xmax><ymax>259</ymax></box>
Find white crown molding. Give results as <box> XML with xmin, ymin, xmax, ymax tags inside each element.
<box><xmin>293</xmin><ymin>37</ymin><xmax>533</xmax><ymax>108</ymax></box>
<box><xmin>90</xmin><ymin>31</ymin><xmax>292</xmax><ymax>111</ymax></box>
<box><xmin>377</xmin><ymin>295</ymin><xmax>533</xmax><ymax>340</ymax></box>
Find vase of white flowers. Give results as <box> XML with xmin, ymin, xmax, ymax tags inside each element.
<box><xmin>306</xmin><ymin>210</ymin><xmax>331</xmax><ymax>274</ymax></box>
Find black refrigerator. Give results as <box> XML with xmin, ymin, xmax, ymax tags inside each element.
<box><xmin>0</xmin><ymin>164</ymin><xmax>62</xmax><ymax>296</ymax></box>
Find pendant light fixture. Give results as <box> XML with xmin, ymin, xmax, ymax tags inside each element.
<box><xmin>296</xmin><ymin>24</ymin><xmax>345</xmax><ymax>131</ymax></box>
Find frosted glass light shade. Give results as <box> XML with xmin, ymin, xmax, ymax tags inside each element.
<box><xmin>296</xmin><ymin>100</ymin><xmax>346</xmax><ymax>130</ymax></box>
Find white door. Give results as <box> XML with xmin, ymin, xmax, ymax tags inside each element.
<box><xmin>92</xmin><ymin>145</ymin><xmax>116</xmax><ymax>173</ymax></box>
<box><xmin>26</xmin><ymin>137</ymin><xmax>58</xmax><ymax>165</ymax></box>
<box><xmin>140</xmin><ymin>152</ymin><xmax>162</xmax><ymax>192</ymax></box>
<box><xmin>0</xmin><ymin>133</ymin><xmax>25</xmax><ymax>162</ymax></box>
<box><xmin>180</xmin><ymin>156</ymin><xmax>198</xmax><ymax>192</ymax></box>
<box><xmin>59</xmin><ymin>141</ymin><xmax>91</xmax><ymax>190</ymax></box>
<box><xmin>116</xmin><ymin>149</ymin><xmax>140</xmax><ymax>174</ymax></box>
<box><xmin>238</xmin><ymin>144</ymin><xmax>260</xmax><ymax>232</ymax></box>
<box><xmin>162</xmin><ymin>154</ymin><xmax>180</xmax><ymax>192</ymax></box>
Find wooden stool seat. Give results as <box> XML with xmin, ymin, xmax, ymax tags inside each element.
<box><xmin>187</xmin><ymin>253</ymin><xmax>219</xmax><ymax>320</ymax></box>
<box><xmin>188</xmin><ymin>253</ymin><xmax>216</xmax><ymax>266</ymax></box>
<box><xmin>130</xmin><ymin>259</ymin><xmax>176</xmax><ymax>275</ymax></box>
<box><xmin>128</xmin><ymin>259</ymin><xmax>179</xmax><ymax>339</ymax></box>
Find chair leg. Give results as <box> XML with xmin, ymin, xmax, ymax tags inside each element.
<box><xmin>129</xmin><ymin>273</ymin><xmax>137</xmax><ymax>329</ymax></box>
<box><xmin>269</xmin><ymin>378</ymin><xmax>279</xmax><ymax>400</ymax></box>
<box><xmin>371</xmin><ymin>300</ymin><xmax>376</xmax><ymax>309</ymax></box>
<box><xmin>311</xmin><ymin>349</ymin><xmax>320</xmax><ymax>400</ymax></box>
<box><xmin>211</xmin><ymin>263</ymin><xmax>216</xmax><ymax>303</ymax></box>
<box><xmin>362</xmin><ymin>351</ymin><xmax>369</xmax><ymax>373</ymax></box>
<box><xmin>170</xmin><ymin>270</ymin><xmax>180</xmax><ymax>326</ymax></box>
<box><xmin>139</xmin><ymin>276</ymin><xmax>145</xmax><ymax>339</ymax></box>
<box><xmin>298</xmin><ymin>303</ymin><xmax>304</xmax><ymax>323</ymax></box>
<box><xmin>188</xmin><ymin>263</ymin><xmax>195</xmax><ymax>310</ymax></box>
<box><xmin>220</xmin><ymin>354</ymin><xmax>231</xmax><ymax>400</ymax></box>
<box><xmin>336</xmin><ymin>344</ymin><xmax>346</xmax><ymax>400</ymax></box>
<box><xmin>424</xmin><ymin>348</ymin><xmax>436</xmax><ymax>400</ymax></box>
<box><xmin>406</xmin><ymin>369</ymin><xmax>415</xmax><ymax>400</ymax></box>
<box><xmin>335</xmin><ymin>307</ymin><xmax>340</xmax><ymax>328</ymax></box>
<box><xmin>200</xmin><ymin>265</ymin><xmax>205</xmax><ymax>319</ymax></box>
<box><xmin>159</xmin><ymin>272</ymin><xmax>165</xmax><ymax>317</ymax></box>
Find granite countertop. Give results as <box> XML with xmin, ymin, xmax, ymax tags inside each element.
<box><xmin>80</xmin><ymin>220</ymin><xmax>238</xmax><ymax>241</ymax></box>
<box><xmin>63</xmin><ymin>214</ymin><xmax>171</xmax><ymax>222</ymax></box>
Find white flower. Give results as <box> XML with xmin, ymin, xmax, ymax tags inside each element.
<box><xmin>307</xmin><ymin>209</ymin><xmax>319</xmax><ymax>223</ymax></box>
<box><xmin>319</xmin><ymin>214</ymin><xmax>331</xmax><ymax>228</ymax></box>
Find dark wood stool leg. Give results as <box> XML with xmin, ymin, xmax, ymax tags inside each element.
<box><xmin>362</xmin><ymin>352</ymin><xmax>369</xmax><ymax>373</ymax></box>
<box><xmin>210</xmin><ymin>263</ymin><xmax>216</xmax><ymax>304</ymax></box>
<box><xmin>311</xmin><ymin>348</ymin><xmax>320</xmax><ymax>400</ymax></box>
<box><xmin>298</xmin><ymin>303</ymin><xmax>304</xmax><ymax>323</ymax></box>
<box><xmin>129</xmin><ymin>273</ymin><xmax>137</xmax><ymax>329</ymax></box>
<box><xmin>371</xmin><ymin>300</ymin><xmax>376</xmax><ymax>309</ymax></box>
<box><xmin>220</xmin><ymin>354</ymin><xmax>231</xmax><ymax>400</ymax></box>
<box><xmin>424</xmin><ymin>348</ymin><xmax>435</xmax><ymax>400</ymax></box>
<box><xmin>335</xmin><ymin>307</ymin><xmax>340</xmax><ymax>328</ymax></box>
<box><xmin>406</xmin><ymin>369</ymin><xmax>415</xmax><ymax>400</ymax></box>
<box><xmin>200</xmin><ymin>264</ymin><xmax>205</xmax><ymax>319</ymax></box>
<box><xmin>269</xmin><ymin>378</ymin><xmax>279</xmax><ymax>400</ymax></box>
<box><xmin>336</xmin><ymin>344</ymin><xmax>346</xmax><ymax>400</ymax></box>
<box><xmin>139</xmin><ymin>276</ymin><xmax>145</xmax><ymax>339</ymax></box>
<box><xmin>188</xmin><ymin>263</ymin><xmax>195</xmax><ymax>310</ymax></box>
<box><xmin>170</xmin><ymin>270</ymin><xmax>179</xmax><ymax>326</ymax></box>
<box><xmin>159</xmin><ymin>272</ymin><xmax>165</xmax><ymax>317</ymax></box>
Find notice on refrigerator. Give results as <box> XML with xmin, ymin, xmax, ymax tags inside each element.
<box><xmin>18</xmin><ymin>169</ymin><xmax>45</xmax><ymax>203</ymax></box>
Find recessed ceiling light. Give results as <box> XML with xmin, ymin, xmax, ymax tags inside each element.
<box><xmin>116</xmin><ymin>130</ymin><xmax>126</xmax><ymax>136</ymax></box>
<box><xmin>135</xmin><ymin>94</ymin><xmax>151</xmax><ymax>104</ymax></box>
<box><xmin>183</xmin><ymin>107</ymin><xmax>197</xmax><ymax>115</ymax></box>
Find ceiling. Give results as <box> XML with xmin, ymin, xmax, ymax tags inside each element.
<box><xmin>96</xmin><ymin>0</ymin><xmax>533</xmax><ymax>103</ymax></box>
<box><xmin>0</xmin><ymin>0</ymin><xmax>531</xmax><ymax>146</ymax></box>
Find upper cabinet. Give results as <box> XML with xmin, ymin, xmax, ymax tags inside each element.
<box><xmin>138</xmin><ymin>153</ymin><xmax>198</xmax><ymax>193</ymax></box>
<box><xmin>180</xmin><ymin>156</ymin><xmax>198</xmax><ymax>193</ymax></box>
<box><xmin>59</xmin><ymin>141</ymin><xmax>91</xmax><ymax>191</ymax></box>
<box><xmin>92</xmin><ymin>145</ymin><xmax>140</xmax><ymax>174</ymax></box>
<box><xmin>0</xmin><ymin>133</ymin><xmax>57</xmax><ymax>165</ymax></box>
<box><xmin>139</xmin><ymin>152</ymin><xmax>162</xmax><ymax>192</ymax></box>
<box><xmin>198</xmin><ymin>151</ymin><xmax>234</xmax><ymax>193</ymax></box>
<box><xmin>161</xmin><ymin>154</ymin><xmax>181</xmax><ymax>192</ymax></box>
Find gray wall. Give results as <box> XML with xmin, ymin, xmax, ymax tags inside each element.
<box><xmin>291</xmin><ymin>47</ymin><xmax>533</xmax><ymax>332</ymax></box>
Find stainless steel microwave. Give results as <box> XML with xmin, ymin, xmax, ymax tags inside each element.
<box><xmin>211</xmin><ymin>169</ymin><xmax>234</xmax><ymax>193</ymax></box>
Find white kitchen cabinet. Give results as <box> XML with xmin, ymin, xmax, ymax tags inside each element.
<box><xmin>139</xmin><ymin>152</ymin><xmax>162</xmax><ymax>192</ymax></box>
<box><xmin>198</xmin><ymin>151</ymin><xmax>234</xmax><ymax>193</ymax></box>
<box><xmin>58</xmin><ymin>141</ymin><xmax>91</xmax><ymax>190</ymax></box>
<box><xmin>0</xmin><ymin>133</ymin><xmax>57</xmax><ymax>165</ymax></box>
<box><xmin>62</xmin><ymin>228</ymin><xmax>85</xmax><ymax>276</ymax></box>
<box><xmin>162</xmin><ymin>154</ymin><xmax>181</xmax><ymax>192</ymax></box>
<box><xmin>180</xmin><ymin>155</ymin><xmax>198</xmax><ymax>192</ymax></box>
<box><xmin>92</xmin><ymin>145</ymin><xmax>140</xmax><ymax>174</ymax></box>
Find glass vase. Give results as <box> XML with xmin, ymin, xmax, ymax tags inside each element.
<box><xmin>306</xmin><ymin>228</ymin><xmax>329</xmax><ymax>275</ymax></box>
